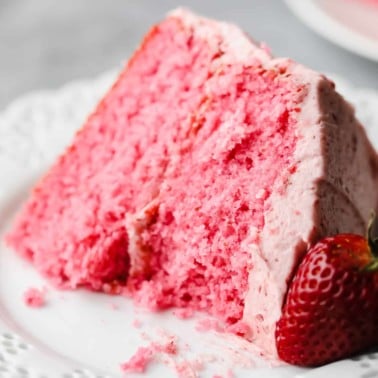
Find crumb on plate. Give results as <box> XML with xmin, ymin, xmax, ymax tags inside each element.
<box><xmin>120</xmin><ymin>346</ymin><xmax>154</xmax><ymax>374</ymax></box>
<box><xmin>172</xmin><ymin>308</ymin><xmax>195</xmax><ymax>319</ymax></box>
<box><xmin>23</xmin><ymin>287</ymin><xmax>46</xmax><ymax>308</ymax></box>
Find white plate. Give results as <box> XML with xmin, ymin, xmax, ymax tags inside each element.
<box><xmin>0</xmin><ymin>71</ymin><xmax>377</xmax><ymax>378</ymax></box>
<box><xmin>286</xmin><ymin>0</ymin><xmax>378</xmax><ymax>61</ymax></box>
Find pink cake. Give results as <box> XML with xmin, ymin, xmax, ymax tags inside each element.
<box><xmin>6</xmin><ymin>9</ymin><xmax>378</xmax><ymax>356</ymax></box>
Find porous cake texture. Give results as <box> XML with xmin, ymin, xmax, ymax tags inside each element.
<box><xmin>7</xmin><ymin>9</ymin><xmax>378</xmax><ymax>355</ymax></box>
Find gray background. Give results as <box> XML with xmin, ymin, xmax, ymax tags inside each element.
<box><xmin>0</xmin><ymin>0</ymin><xmax>377</xmax><ymax>111</ymax></box>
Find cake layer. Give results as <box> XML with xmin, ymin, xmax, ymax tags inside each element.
<box><xmin>131</xmin><ymin>59</ymin><xmax>302</xmax><ymax>326</ymax></box>
<box><xmin>7</xmin><ymin>15</ymin><xmax>220</xmax><ymax>289</ymax></box>
<box><xmin>6</xmin><ymin>9</ymin><xmax>378</xmax><ymax>356</ymax></box>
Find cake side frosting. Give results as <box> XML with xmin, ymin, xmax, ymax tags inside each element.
<box><xmin>243</xmin><ymin>64</ymin><xmax>326</xmax><ymax>354</ymax></box>
<box><xmin>243</xmin><ymin>61</ymin><xmax>378</xmax><ymax>354</ymax></box>
<box><xmin>169</xmin><ymin>8</ymin><xmax>272</xmax><ymax>64</ymax></box>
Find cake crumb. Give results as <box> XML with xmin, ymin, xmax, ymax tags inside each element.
<box><xmin>102</xmin><ymin>282</ymin><xmax>122</xmax><ymax>295</ymax></box>
<box><xmin>175</xmin><ymin>360</ymin><xmax>199</xmax><ymax>378</ymax></box>
<box><xmin>121</xmin><ymin>338</ymin><xmax>178</xmax><ymax>374</ymax></box>
<box><xmin>110</xmin><ymin>303</ymin><xmax>119</xmax><ymax>310</ymax></box>
<box><xmin>173</xmin><ymin>308</ymin><xmax>194</xmax><ymax>319</ymax></box>
<box><xmin>120</xmin><ymin>346</ymin><xmax>154</xmax><ymax>374</ymax></box>
<box><xmin>196</xmin><ymin>318</ymin><xmax>225</xmax><ymax>333</ymax></box>
<box><xmin>23</xmin><ymin>288</ymin><xmax>46</xmax><ymax>308</ymax></box>
<box><xmin>133</xmin><ymin>318</ymin><xmax>142</xmax><ymax>328</ymax></box>
<box><xmin>152</xmin><ymin>338</ymin><xmax>178</xmax><ymax>355</ymax></box>
<box><xmin>190</xmin><ymin>358</ymin><xmax>205</xmax><ymax>371</ymax></box>
<box><xmin>226</xmin><ymin>321</ymin><xmax>253</xmax><ymax>340</ymax></box>
<box><xmin>213</xmin><ymin>371</ymin><xmax>234</xmax><ymax>378</ymax></box>
<box><xmin>255</xmin><ymin>188</ymin><xmax>268</xmax><ymax>200</ymax></box>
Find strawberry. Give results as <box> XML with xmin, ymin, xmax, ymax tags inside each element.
<box><xmin>275</xmin><ymin>216</ymin><xmax>378</xmax><ymax>366</ymax></box>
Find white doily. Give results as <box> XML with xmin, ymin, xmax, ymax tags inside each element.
<box><xmin>0</xmin><ymin>71</ymin><xmax>377</xmax><ymax>378</ymax></box>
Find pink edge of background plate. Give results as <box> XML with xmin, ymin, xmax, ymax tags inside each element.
<box><xmin>285</xmin><ymin>0</ymin><xmax>378</xmax><ymax>61</ymax></box>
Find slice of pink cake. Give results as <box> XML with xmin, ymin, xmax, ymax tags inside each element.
<box><xmin>6</xmin><ymin>9</ymin><xmax>378</xmax><ymax>356</ymax></box>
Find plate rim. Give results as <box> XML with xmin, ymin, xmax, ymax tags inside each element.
<box><xmin>285</xmin><ymin>0</ymin><xmax>378</xmax><ymax>62</ymax></box>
